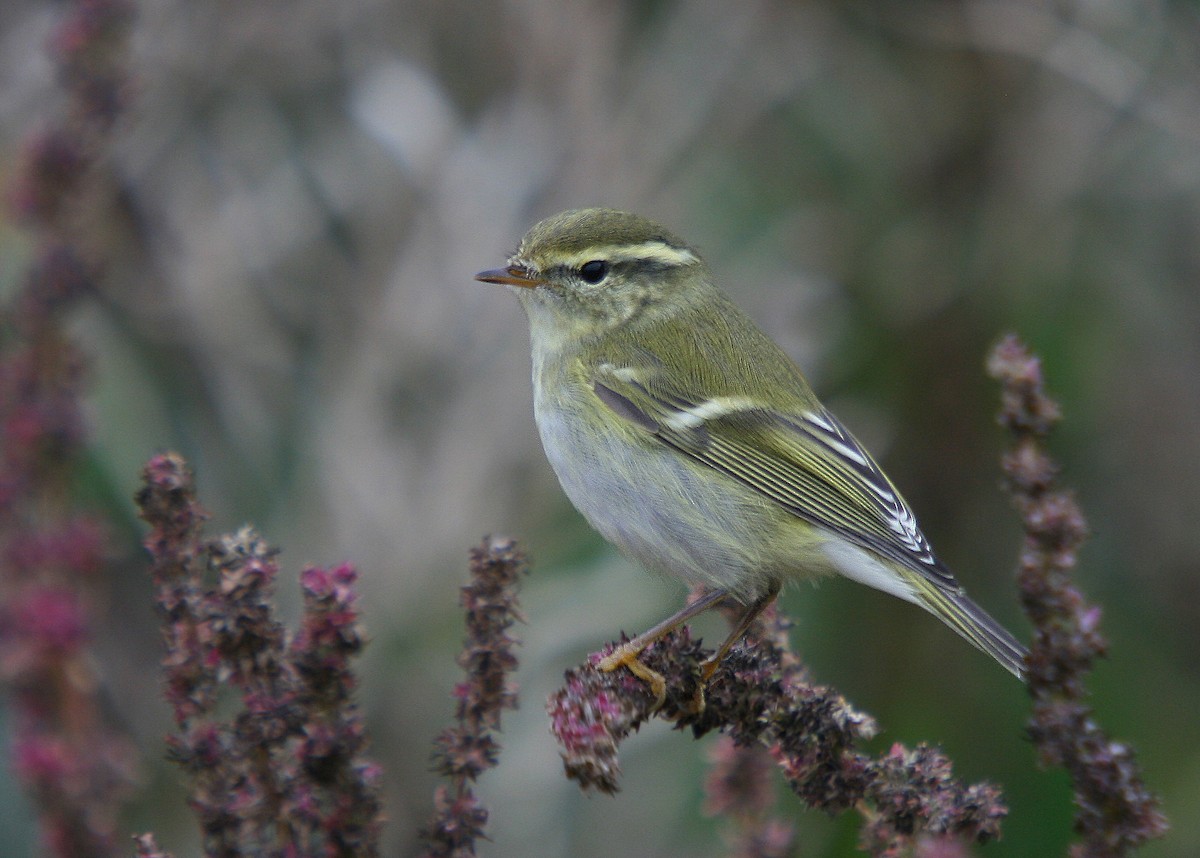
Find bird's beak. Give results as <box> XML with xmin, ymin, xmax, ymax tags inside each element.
<box><xmin>475</xmin><ymin>265</ymin><xmax>544</xmax><ymax>289</ymax></box>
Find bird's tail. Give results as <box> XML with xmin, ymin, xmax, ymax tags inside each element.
<box><xmin>910</xmin><ymin>576</ymin><xmax>1028</xmax><ymax>680</ymax></box>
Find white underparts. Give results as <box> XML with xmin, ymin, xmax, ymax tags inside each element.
<box><xmin>821</xmin><ymin>539</ymin><xmax>920</xmax><ymax>605</ymax></box>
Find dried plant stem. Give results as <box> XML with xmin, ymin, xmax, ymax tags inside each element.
<box><xmin>420</xmin><ymin>536</ymin><xmax>528</xmax><ymax>858</ymax></box>
<box><xmin>549</xmin><ymin>597</ymin><xmax>1006</xmax><ymax>856</ymax></box>
<box><xmin>136</xmin><ymin>452</ymin><xmax>383</xmax><ymax>857</ymax></box>
<box><xmin>988</xmin><ymin>334</ymin><xmax>1167</xmax><ymax>857</ymax></box>
<box><xmin>0</xmin><ymin>1</ymin><xmax>137</xmax><ymax>855</ymax></box>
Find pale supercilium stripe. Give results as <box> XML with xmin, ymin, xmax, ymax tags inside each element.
<box><xmin>557</xmin><ymin>241</ymin><xmax>698</xmax><ymax>271</ymax></box>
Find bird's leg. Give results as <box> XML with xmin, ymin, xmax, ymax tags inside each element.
<box><xmin>597</xmin><ymin>587</ymin><xmax>729</xmax><ymax>709</ymax></box>
<box><xmin>698</xmin><ymin>582</ymin><xmax>782</xmax><ymax>683</ymax></box>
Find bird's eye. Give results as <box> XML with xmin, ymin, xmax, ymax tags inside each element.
<box><xmin>578</xmin><ymin>260</ymin><xmax>609</xmax><ymax>284</ymax></box>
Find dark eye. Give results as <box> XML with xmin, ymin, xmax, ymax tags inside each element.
<box><xmin>578</xmin><ymin>260</ymin><xmax>609</xmax><ymax>284</ymax></box>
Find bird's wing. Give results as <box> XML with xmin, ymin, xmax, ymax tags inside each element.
<box><xmin>592</xmin><ymin>362</ymin><xmax>959</xmax><ymax>589</ymax></box>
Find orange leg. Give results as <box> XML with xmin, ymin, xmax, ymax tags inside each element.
<box><xmin>597</xmin><ymin>583</ymin><xmax>781</xmax><ymax>710</ymax></box>
<box><xmin>699</xmin><ymin>583</ymin><xmax>781</xmax><ymax>683</ymax></box>
<box><xmin>596</xmin><ymin>588</ymin><xmax>729</xmax><ymax>708</ymax></box>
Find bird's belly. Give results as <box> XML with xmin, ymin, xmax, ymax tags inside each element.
<box><xmin>534</xmin><ymin>401</ymin><xmax>813</xmax><ymax>600</ymax></box>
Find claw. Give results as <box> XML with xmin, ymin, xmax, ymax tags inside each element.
<box><xmin>687</xmin><ymin>655</ymin><xmax>724</xmax><ymax>715</ymax></box>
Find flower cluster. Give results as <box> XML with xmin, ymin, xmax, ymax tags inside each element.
<box><xmin>704</xmin><ymin>736</ymin><xmax>795</xmax><ymax>858</ymax></box>
<box><xmin>422</xmin><ymin>536</ymin><xmax>528</xmax><ymax>858</ymax></box>
<box><xmin>136</xmin><ymin>452</ymin><xmax>382</xmax><ymax>857</ymax></box>
<box><xmin>548</xmin><ymin>598</ymin><xmax>1006</xmax><ymax>855</ymax></box>
<box><xmin>988</xmin><ymin>334</ymin><xmax>1168</xmax><ymax>855</ymax></box>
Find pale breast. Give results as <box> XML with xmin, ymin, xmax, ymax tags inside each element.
<box><xmin>531</xmin><ymin>381</ymin><xmax>804</xmax><ymax>601</ymax></box>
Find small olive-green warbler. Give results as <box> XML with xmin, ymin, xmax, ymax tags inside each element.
<box><xmin>478</xmin><ymin>208</ymin><xmax>1026</xmax><ymax>701</ymax></box>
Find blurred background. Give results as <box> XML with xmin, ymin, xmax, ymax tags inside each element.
<box><xmin>2</xmin><ymin>0</ymin><xmax>1198</xmax><ymax>855</ymax></box>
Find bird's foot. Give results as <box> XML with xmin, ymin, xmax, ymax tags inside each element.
<box><xmin>597</xmin><ymin>642</ymin><xmax>667</xmax><ymax>711</ymax></box>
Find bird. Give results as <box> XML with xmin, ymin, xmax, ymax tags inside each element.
<box><xmin>477</xmin><ymin>208</ymin><xmax>1027</xmax><ymax>704</ymax></box>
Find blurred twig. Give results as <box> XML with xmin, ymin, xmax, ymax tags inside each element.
<box><xmin>704</xmin><ymin>735</ymin><xmax>795</xmax><ymax>858</ymax></box>
<box><xmin>988</xmin><ymin>334</ymin><xmax>1167</xmax><ymax>856</ymax></box>
<box><xmin>0</xmin><ymin>1</ymin><xmax>138</xmax><ymax>855</ymax></box>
